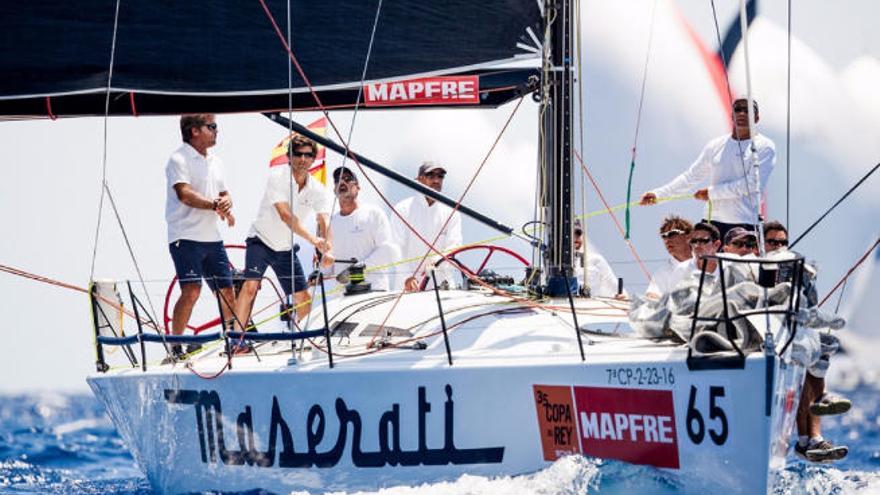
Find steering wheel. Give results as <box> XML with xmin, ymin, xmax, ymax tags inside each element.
<box><xmin>418</xmin><ymin>244</ymin><xmax>530</xmax><ymax>291</ymax></box>
<box><xmin>162</xmin><ymin>243</ymin><xmax>245</xmax><ymax>335</ymax></box>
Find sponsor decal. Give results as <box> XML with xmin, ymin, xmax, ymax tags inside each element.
<box><xmin>533</xmin><ymin>385</ymin><xmax>680</xmax><ymax>469</ymax></box>
<box><xmin>165</xmin><ymin>384</ymin><xmax>504</xmax><ymax>469</ymax></box>
<box><xmin>364</xmin><ymin>76</ymin><xmax>479</xmax><ymax>107</ymax></box>
<box><xmin>533</xmin><ymin>385</ymin><xmax>579</xmax><ymax>461</ymax></box>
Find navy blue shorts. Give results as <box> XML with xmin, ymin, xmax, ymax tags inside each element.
<box><xmin>168</xmin><ymin>240</ymin><xmax>233</xmax><ymax>291</ymax></box>
<box><xmin>243</xmin><ymin>237</ymin><xmax>306</xmax><ymax>295</ymax></box>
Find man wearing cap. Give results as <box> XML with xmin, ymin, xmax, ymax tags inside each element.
<box><xmin>639</xmin><ymin>98</ymin><xmax>776</xmax><ymax>241</ymax></box>
<box><xmin>572</xmin><ymin>221</ymin><xmax>623</xmax><ymax>298</ymax></box>
<box><xmin>165</xmin><ymin>114</ymin><xmax>237</xmax><ymax>359</ymax></box>
<box><xmin>233</xmin><ymin>135</ymin><xmax>334</xmax><ymax>329</ymax></box>
<box><xmin>721</xmin><ymin>227</ymin><xmax>759</xmax><ymax>256</ymax></box>
<box><xmin>645</xmin><ymin>215</ymin><xmax>693</xmax><ymax>299</ymax></box>
<box><xmin>326</xmin><ymin>167</ymin><xmax>400</xmax><ymax>291</ymax></box>
<box><xmin>393</xmin><ymin>161</ymin><xmax>463</xmax><ymax>291</ymax></box>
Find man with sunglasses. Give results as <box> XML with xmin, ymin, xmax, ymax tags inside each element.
<box><xmin>233</xmin><ymin>135</ymin><xmax>334</xmax><ymax>330</ymax></box>
<box><xmin>662</xmin><ymin>222</ymin><xmax>723</xmax><ymax>293</ymax></box>
<box><xmin>763</xmin><ymin>220</ymin><xmax>851</xmax><ymax>462</ymax></box>
<box><xmin>639</xmin><ymin>98</ymin><xmax>776</xmax><ymax>242</ymax></box>
<box><xmin>393</xmin><ymin>161</ymin><xmax>462</xmax><ymax>291</ymax></box>
<box><xmin>325</xmin><ymin>167</ymin><xmax>399</xmax><ymax>290</ymax></box>
<box><xmin>646</xmin><ymin>215</ymin><xmax>693</xmax><ymax>298</ymax></box>
<box><xmin>165</xmin><ymin>114</ymin><xmax>237</xmax><ymax>360</ymax></box>
<box><xmin>721</xmin><ymin>227</ymin><xmax>759</xmax><ymax>256</ymax></box>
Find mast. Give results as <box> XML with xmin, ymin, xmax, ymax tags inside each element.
<box><xmin>540</xmin><ymin>0</ymin><xmax>576</xmax><ymax>296</ymax></box>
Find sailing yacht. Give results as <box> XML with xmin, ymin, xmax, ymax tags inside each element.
<box><xmin>0</xmin><ymin>1</ymin><xmax>816</xmax><ymax>493</ymax></box>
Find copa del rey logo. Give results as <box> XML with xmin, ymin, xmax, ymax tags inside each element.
<box><xmin>364</xmin><ymin>76</ymin><xmax>479</xmax><ymax>107</ymax></box>
<box><xmin>533</xmin><ymin>385</ymin><xmax>680</xmax><ymax>469</ymax></box>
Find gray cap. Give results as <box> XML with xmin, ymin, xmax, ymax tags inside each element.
<box><xmin>417</xmin><ymin>160</ymin><xmax>446</xmax><ymax>176</ymax></box>
<box><xmin>724</xmin><ymin>227</ymin><xmax>757</xmax><ymax>245</ymax></box>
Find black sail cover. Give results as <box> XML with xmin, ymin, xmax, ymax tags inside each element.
<box><xmin>0</xmin><ymin>1</ymin><xmax>542</xmax><ymax>118</ymax></box>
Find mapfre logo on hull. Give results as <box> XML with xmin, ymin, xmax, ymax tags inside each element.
<box><xmin>364</xmin><ymin>76</ymin><xmax>479</xmax><ymax>107</ymax></box>
<box><xmin>533</xmin><ymin>385</ymin><xmax>680</xmax><ymax>469</ymax></box>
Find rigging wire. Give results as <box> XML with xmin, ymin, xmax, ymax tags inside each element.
<box><xmin>87</xmin><ymin>0</ymin><xmax>165</xmax><ymax>347</ymax></box>
<box><xmin>575</xmin><ymin>150</ymin><xmax>652</xmax><ymax>281</ymax></box>
<box><xmin>789</xmin><ymin>162</ymin><xmax>879</xmax><ymax>249</ymax></box>
<box><xmin>786</xmin><ymin>0</ymin><xmax>792</xmax><ymax>230</ymax></box>
<box><xmin>89</xmin><ymin>0</ymin><xmax>121</xmax><ymax>281</ymax></box>
<box><xmin>624</xmin><ymin>0</ymin><xmax>659</xmax><ymax>240</ymax></box>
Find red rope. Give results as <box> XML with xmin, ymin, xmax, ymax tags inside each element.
<box><xmin>45</xmin><ymin>97</ymin><xmax>57</xmax><ymax>120</ymax></box>
<box><xmin>818</xmin><ymin>238</ymin><xmax>879</xmax><ymax>308</ymax></box>
<box><xmin>574</xmin><ymin>150</ymin><xmax>652</xmax><ymax>282</ymax></box>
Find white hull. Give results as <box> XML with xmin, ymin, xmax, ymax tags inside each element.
<box><xmin>88</xmin><ymin>290</ymin><xmax>804</xmax><ymax>494</ymax></box>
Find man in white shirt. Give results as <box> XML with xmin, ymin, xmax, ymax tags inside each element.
<box><xmin>572</xmin><ymin>221</ymin><xmax>622</xmax><ymax>298</ymax></box>
<box><xmin>233</xmin><ymin>135</ymin><xmax>334</xmax><ymax>327</ymax></box>
<box><xmin>165</xmin><ymin>114</ymin><xmax>236</xmax><ymax>357</ymax></box>
<box><xmin>664</xmin><ymin>222</ymin><xmax>723</xmax><ymax>291</ymax></box>
<box><xmin>393</xmin><ymin>161</ymin><xmax>463</xmax><ymax>291</ymax></box>
<box><xmin>639</xmin><ymin>98</ymin><xmax>776</xmax><ymax>242</ymax></box>
<box><xmin>326</xmin><ymin>167</ymin><xmax>400</xmax><ymax>291</ymax></box>
<box><xmin>645</xmin><ymin>215</ymin><xmax>693</xmax><ymax>299</ymax></box>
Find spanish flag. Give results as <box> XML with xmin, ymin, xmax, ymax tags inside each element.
<box><xmin>268</xmin><ymin>116</ymin><xmax>328</xmax><ymax>184</ymax></box>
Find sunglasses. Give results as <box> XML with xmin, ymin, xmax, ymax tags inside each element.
<box><xmin>733</xmin><ymin>106</ymin><xmax>749</xmax><ymax>113</ymax></box>
<box><xmin>290</xmin><ymin>151</ymin><xmax>316</xmax><ymax>158</ymax></box>
<box><xmin>335</xmin><ymin>176</ymin><xmax>358</xmax><ymax>184</ymax></box>
<box><xmin>731</xmin><ymin>240</ymin><xmax>758</xmax><ymax>249</ymax></box>
<box><xmin>204</xmin><ymin>123</ymin><xmax>218</xmax><ymax>130</ymax></box>
<box><xmin>661</xmin><ymin>229</ymin><xmax>685</xmax><ymax>239</ymax></box>
<box><xmin>423</xmin><ymin>171</ymin><xmax>446</xmax><ymax>179</ymax></box>
<box><xmin>766</xmin><ymin>238</ymin><xmax>789</xmax><ymax>247</ymax></box>
<box><xmin>689</xmin><ymin>237</ymin><xmax>712</xmax><ymax>245</ymax></box>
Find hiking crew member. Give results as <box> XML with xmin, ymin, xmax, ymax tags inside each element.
<box><xmin>165</xmin><ymin>114</ymin><xmax>236</xmax><ymax>359</ymax></box>
<box><xmin>639</xmin><ymin>98</ymin><xmax>776</xmax><ymax>242</ymax></box>
<box><xmin>645</xmin><ymin>215</ymin><xmax>693</xmax><ymax>299</ymax></box>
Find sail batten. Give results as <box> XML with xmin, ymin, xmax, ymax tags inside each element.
<box><xmin>0</xmin><ymin>1</ymin><xmax>542</xmax><ymax>116</ymax></box>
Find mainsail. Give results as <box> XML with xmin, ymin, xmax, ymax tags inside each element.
<box><xmin>0</xmin><ymin>1</ymin><xmax>542</xmax><ymax>117</ymax></box>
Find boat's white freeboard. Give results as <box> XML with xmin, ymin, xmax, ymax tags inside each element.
<box><xmin>88</xmin><ymin>289</ymin><xmax>804</xmax><ymax>494</ymax></box>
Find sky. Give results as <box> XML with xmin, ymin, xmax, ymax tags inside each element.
<box><xmin>1</xmin><ymin>0</ymin><xmax>878</xmax><ymax>392</ymax></box>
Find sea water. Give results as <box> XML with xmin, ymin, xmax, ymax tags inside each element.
<box><xmin>0</xmin><ymin>384</ymin><xmax>877</xmax><ymax>494</ymax></box>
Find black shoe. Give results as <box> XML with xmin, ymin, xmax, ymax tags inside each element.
<box><xmin>161</xmin><ymin>344</ymin><xmax>186</xmax><ymax>365</ymax></box>
<box><xmin>810</xmin><ymin>392</ymin><xmax>852</xmax><ymax>416</ymax></box>
<box><xmin>795</xmin><ymin>439</ymin><xmax>848</xmax><ymax>463</ymax></box>
<box><xmin>185</xmin><ymin>343</ymin><xmax>203</xmax><ymax>355</ymax></box>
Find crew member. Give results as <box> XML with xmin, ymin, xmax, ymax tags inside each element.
<box><xmin>165</xmin><ymin>114</ymin><xmax>236</xmax><ymax>360</ymax></box>
<box><xmin>233</xmin><ymin>135</ymin><xmax>333</xmax><ymax>329</ymax></box>
<box><xmin>326</xmin><ymin>167</ymin><xmax>400</xmax><ymax>290</ymax></box>
<box><xmin>645</xmin><ymin>215</ymin><xmax>693</xmax><ymax>299</ymax></box>
<box><xmin>639</xmin><ymin>98</ymin><xmax>776</xmax><ymax>241</ymax></box>
<box><xmin>764</xmin><ymin>221</ymin><xmax>851</xmax><ymax>463</ymax></box>
<box><xmin>393</xmin><ymin>161</ymin><xmax>462</xmax><ymax>291</ymax></box>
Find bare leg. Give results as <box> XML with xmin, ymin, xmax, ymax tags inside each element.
<box><xmin>294</xmin><ymin>290</ymin><xmax>312</xmax><ymax>322</ymax></box>
<box><xmin>215</xmin><ymin>286</ymin><xmax>237</xmax><ymax>327</ymax></box>
<box><xmin>796</xmin><ymin>373</ymin><xmax>821</xmax><ymax>437</ymax></box>
<box><xmin>232</xmin><ymin>280</ymin><xmax>260</xmax><ymax>331</ymax></box>
<box><xmin>172</xmin><ymin>283</ymin><xmax>201</xmax><ymax>336</ymax></box>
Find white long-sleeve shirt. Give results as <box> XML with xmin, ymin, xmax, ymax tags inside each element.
<box><xmin>392</xmin><ymin>195</ymin><xmax>463</xmax><ymax>289</ymax></box>
<box><xmin>328</xmin><ymin>203</ymin><xmax>399</xmax><ymax>290</ymax></box>
<box><xmin>574</xmin><ymin>241</ymin><xmax>622</xmax><ymax>298</ymax></box>
<box><xmin>651</xmin><ymin>134</ymin><xmax>776</xmax><ymax>224</ymax></box>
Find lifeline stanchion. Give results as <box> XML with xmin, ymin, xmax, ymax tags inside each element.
<box><xmin>431</xmin><ymin>270</ymin><xmax>454</xmax><ymax>366</ymax></box>
<box><xmin>127</xmin><ymin>281</ymin><xmax>147</xmax><ymax>372</ymax></box>
<box><xmin>316</xmin><ymin>270</ymin><xmax>334</xmax><ymax>369</ymax></box>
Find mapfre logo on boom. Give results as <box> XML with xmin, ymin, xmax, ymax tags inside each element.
<box><xmin>533</xmin><ymin>385</ymin><xmax>679</xmax><ymax>469</ymax></box>
<box><xmin>364</xmin><ymin>76</ymin><xmax>479</xmax><ymax>107</ymax></box>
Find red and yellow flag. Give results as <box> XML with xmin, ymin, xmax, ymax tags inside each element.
<box><xmin>268</xmin><ymin>117</ymin><xmax>328</xmax><ymax>184</ymax></box>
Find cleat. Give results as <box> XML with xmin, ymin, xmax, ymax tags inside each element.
<box><xmin>795</xmin><ymin>440</ymin><xmax>848</xmax><ymax>463</ymax></box>
<box><xmin>810</xmin><ymin>392</ymin><xmax>852</xmax><ymax>416</ymax></box>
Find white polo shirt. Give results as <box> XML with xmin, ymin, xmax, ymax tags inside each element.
<box><xmin>165</xmin><ymin>143</ymin><xmax>227</xmax><ymax>243</ymax></box>
<box><xmin>329</xmin><ymin>203</ymin><xmax>400</xmax><ymax>291</ymax></box>
<box><xmin>248</xmin><ymin>167</ymin><xmax>331</xmax><ymax>252</ymax></box>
